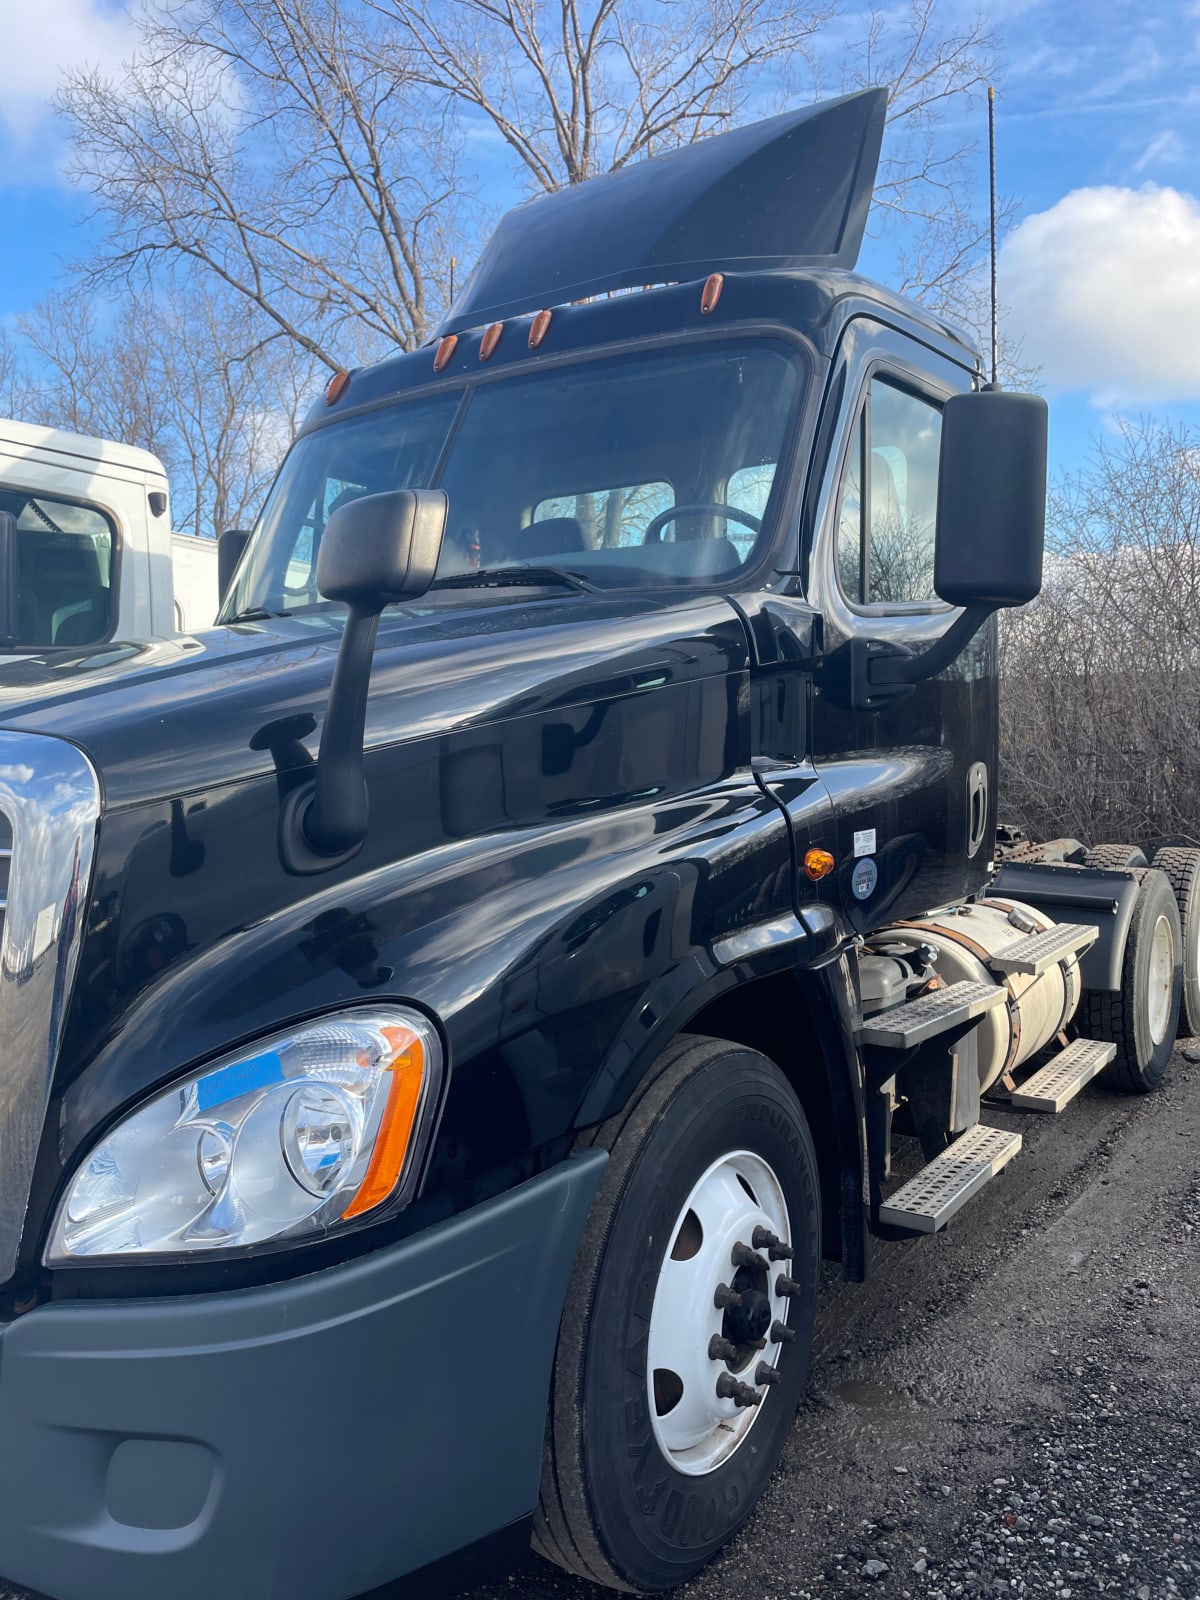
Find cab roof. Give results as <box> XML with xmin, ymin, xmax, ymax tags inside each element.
<box><xmin>303</xmin><ymin>268</ymin><xmax>980</xmax><ymax>436</ymax></box>
<box><xmin>0</xmin><ymin>417</ymin><xmax>167</xmax><ymax>479</ymax></box>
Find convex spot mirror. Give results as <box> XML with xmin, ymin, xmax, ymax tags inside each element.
<box><xmin>934</xmin><ymin>389</ymin><xmax>1048</xmax><ymax>609</ymax></box>
<box><xmin>317</xmin><ymin>487</ymin><xmax>448</xmax><ymax>607</ymax></box>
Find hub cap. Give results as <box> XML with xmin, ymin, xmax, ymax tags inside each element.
<box><xmin>1148</xmin><ymin>912</ymin><xmax>1176</xmax><ymax>1045</ymax></box>
<box><xmin>646</xmin><ymin>1150</ymin><xmax>792</xmax><ymax>1476</ymax></box>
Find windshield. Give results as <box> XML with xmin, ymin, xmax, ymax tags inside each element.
<box><xmin>223</xmin><ymin>340</ymin><xmax>804</xmax><ymax>617</ymax></box>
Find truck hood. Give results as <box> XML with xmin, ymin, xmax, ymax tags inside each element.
<box><xmin>0</xmin><ymin>592</ymin><xmax>749</xmax><ymax>811</ymax></box>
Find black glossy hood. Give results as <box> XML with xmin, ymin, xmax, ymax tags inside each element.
<box><xmin>0</xmin><ymin>593</ymin><xmax>748</xmax><ymax>812</ymax></box>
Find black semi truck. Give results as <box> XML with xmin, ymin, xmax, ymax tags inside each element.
<box><xmin>0</xmin><ymin>87</ymin><xmax>1193</xmax><ymax>1600</ymax></box>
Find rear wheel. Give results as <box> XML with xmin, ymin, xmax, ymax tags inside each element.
<box><xmin>1080</xmin><ymin>868</ymin><xmax>1182</xmax><ymax>1092</ymax></box>
<box><xmin>534</xmin><ymin>1035</ymin><xmax>820</xmax><ymax>1592</ymax></box>
<box><xmin>1149</xmin><ymin>846</ymin><xmax>1200</xmax><ymax>1038</ymax></box>
<box><xmin>1083</xmin><ymin>843</ymin><xmax>1149</xmax><ymax>871</ymax></box>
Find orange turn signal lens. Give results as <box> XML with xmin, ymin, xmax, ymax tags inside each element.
<box><xmin>804</xmin><ymin>848</ymin><xmax>836</xmax><ymax>881</ymax></box>
<box><xmin>433</xmin><ymin>334</ymin><xmax>458</xmax><ymax>373</ymax></box>
<box><xmin>480</xmin><ymin>322</ymin><xmax>504</xmax><ymax>360</ymax></box>
<box><xmin>342</xmin><ymin>1024</ymin><xmax>431</xmax><ymax>1220</ymax></box>
<box><xmin>529</xmin><ymin>309</ymin><xmax>553</xmax><ymax>348</ymax></box>
<box><xmin>325</xmin><ymin>370</ymin><xmax>351</xmax><ymax>406</ymax></box>
<box><xmin>700</xmin><ymin>272</ymin><xmax>725</xmax><ymax>314</ymax></box>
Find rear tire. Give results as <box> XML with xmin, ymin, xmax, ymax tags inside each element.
<box><xmin>534</xmin><ymin>1035</ymin><xmax>820</xmax><ymax>1593</ymax></box>
<box><xmin>1080</xmin><ymin>868</ymin><xmax>1182</xmax><ymax>1093</ymax></box>
<box><xmin>1149</xmin><ymin>846</ymin><xmax>1200</xmax><ymax>1038</ymax></box>
<box><xmin>1083</xmin><ymin>843</ymin><xmax>1149</xmax><ymax>871</ymax></box>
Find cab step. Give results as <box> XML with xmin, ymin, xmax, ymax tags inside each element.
<box><xmin>1009</xmin><ymin>1036</ymin><xmax>1116</xmax><ymax>1112</ymax></box>
<box><xmin>987</xmin><ymin>922</ymin><xmax>1098</xmax><ymax>977</ymax></box>
<box><xmin>878</xmin><ymin>1124</ymin><xmax>1023</xmax><ymax>1233</ymax></box>
<box><xmin>860</xmin><ymin>979</ymin><xmax>1006</xmax><ymax>1049</ymax></box>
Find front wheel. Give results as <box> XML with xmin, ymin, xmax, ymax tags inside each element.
<box><xmin>534</xmin><ymin>1035</ymin><xmax>820</xmax><ymax>1592</ymax></box>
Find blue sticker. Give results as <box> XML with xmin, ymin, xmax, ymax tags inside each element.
<box><xmin>851</xmin><ymin>858</ymin><xmax>878</xmax><ymax>900</ymax></box>
<box><xmin>196</xmin><ymin>1050</ymin><xmax>285</xmax><ymax>1112</ymax></box>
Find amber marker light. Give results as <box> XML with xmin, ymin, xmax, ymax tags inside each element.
<box><xmin>804</xmin><ymin>848</ymin><xmax>836</xmax><ymax>881</ymax></box>
<box><xmin>325</xmin><ymin>370</ymin><xmax>351</xmax><ymax>406</ymax></box>
<box><xmin>480</xmin><ymin>322</ymin><xmax>504</xmax><ymax>360</ymax></box>
<box><xmin>700</xmin><ymin>273</ymin><xmax>725</xmax><ymax>314</ymax></box>
<box><xmin>433</xmin><ymin>334</ymin><xmax>458</xmax><ymax>373</ymax></box>
<box><xmin>342</xmin><ymin>1024</ymin><xmax>430</xmax><ymax>1220</ymax></box>
<box><xmin>529</xmin><ymin>309</ymin><xmax>553</xmax><ymax>348</ymax></box>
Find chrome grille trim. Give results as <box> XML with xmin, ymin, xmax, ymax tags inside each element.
<box><xmin>0</xmin><ymin>733</ymin><xmax>100</xmax><ymax>1279</ymax></box>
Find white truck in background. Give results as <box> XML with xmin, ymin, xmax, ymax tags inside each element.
<box><xmin>0</xmin><ymin>418</ymin><xmax>219</xmax><ymax>647</ymax></box>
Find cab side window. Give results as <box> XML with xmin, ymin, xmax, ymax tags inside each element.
<box><xmin>835</xmin><ymin>377</ymin><xmax>943</xmax><ymax>607</ymax></box>
<box><xmin>0</xmin><ymin>488</ymin><xmax>116</xmax><ymax>647</ymax></box>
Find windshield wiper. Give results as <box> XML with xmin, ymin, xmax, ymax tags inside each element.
<box><xmin>226</xmin><ymin>606</ymin><xmax>293</xmax><ymax>623</ymax></box>
<box><xmin>431</xmin><ymin>564</ymin><xmax>599</xmax><ymax>594</ymax></box>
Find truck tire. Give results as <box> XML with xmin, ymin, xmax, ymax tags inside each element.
<box><xmin>534</xmin><ymin>1035</ymin><xmax>820</xmax><ymax>1593</ymax></box>
<box><xmin>1081</xmin><ymin>868</ymin><xmax>1182</xmax><ymax>1093</ymax></box>
<box><xmin>1150</xmin><ymin>846</ymin><xmax>1200</xmax><ymax>1037</ymax></box>
<box><xmin>1083</xmin><ymin>843</ymin><xmax>1149</xmax><ymax>871</ymax></box>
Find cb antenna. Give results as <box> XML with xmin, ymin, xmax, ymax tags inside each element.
<box><xmin>987</xmin><ymin>84</ymin><xmax>1000</xmax><ymax>390</ymax></box>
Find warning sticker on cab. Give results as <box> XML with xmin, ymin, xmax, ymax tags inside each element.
<box><xmin>853</xmin><ymin>828</ymin><xmax>876</xmax><ymax>858</ymax></box>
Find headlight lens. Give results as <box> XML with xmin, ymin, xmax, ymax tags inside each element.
<box><xmin>46</xmin><ymin>1007</ymin><xmax>442</xmax><ymax>1262</ymax></box>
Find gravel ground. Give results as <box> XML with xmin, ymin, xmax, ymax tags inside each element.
<box><xmin>1</xmin><ymin>1044</ymin><xmax>1196</xmax><ymax>1600</ymax></box>
<box><xmin>464</xmin><ymin>1039</ymin><xmax>1200</xmax><ymax>1600</ymax></box>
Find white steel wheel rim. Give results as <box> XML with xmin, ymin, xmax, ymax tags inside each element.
<box><xmin>646</xmin><ymin>1149</ymin><xmax>791</xmax><ymax>1477</ymax></box>
<box><xmin>1147</xmin><ymin>913</ymin><xmax>1175</xmax><ymax>1045</ymax></box>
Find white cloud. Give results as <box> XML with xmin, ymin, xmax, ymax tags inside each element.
<box><xmin>1000</xmin><ymin>184</ymin><xmax>1200</xmax><ymax>406</ymax></box>
<box><xmin>0</xmin><ymin>0</ymin><xmax>134</xmax><ymax>143</ymax></box>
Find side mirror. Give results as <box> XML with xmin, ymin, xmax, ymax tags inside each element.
<box><xmin>0</xmin><ymin>512</ymin><xmax>18</xmax><ymax>648</ymax></box>
<box><xmin>934</xmin><ymin>389</ymin><xmax>1048</xmax><ymax>607</ymax></box>
<box><xmin>848</xmin><ymin>388</ymin><xmax>1048</xmax><ymax>711</ymax></box>
<box><xmin>217</xmin><ymin>528</ymin><xmax>252</xmax><ymax>603</ymax></box>
<box><xmin>280</xmin><ymin>488</ymin><xmax>447</xmax><ymax>873</ymax></box>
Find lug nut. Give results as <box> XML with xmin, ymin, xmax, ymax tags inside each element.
<box><xmin>754</xmin><ymin>1362</ymin><xmax>782</xmax><ymax>1387</ymax></box>
<box><xmin>714</xmin><ymin>1281</ymin><xmax>743</xmax><ymax>1310</ymax></box>
<box><xmin>751</xmin><ymin>1226</ymin><xmax>793</xmax><ymax>1261</ymax></box>
<box><xmin>731</xmin><ymin>1241</ymin><xmax>768</xmax><ymax>1272</ymax></box>
<box><xmin>716</xmin><ymin>1373</ymin><xmax>761</xmax><ymax>1408</ymax></box>
<box><xmin>708</xmin><ymin>1334</ymin><xmax>740</xmax><ymax>1363</ymax></box>
<box><xmin>775</xmin><ymin>1273</ymin><xmax>803</xmax><ymax>1297</ymax></box>
<box><xmin>771</xmin><ymin>1320</ymin><xmax>796</xmax><ymax>1344</ymax></box>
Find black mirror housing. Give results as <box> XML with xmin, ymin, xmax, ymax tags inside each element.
<box><xmin>934</xmin><ymin>389</ymin><xmax>1048</xmax><ymax>608</ymax></box>
<box><xmin>217</xmin><ymin>528</ymin><xmax>252</xmax><ymax>603</ymax></box>
<box><xmin>317</xmin><ymin>489</ymin><xmax>447</xmax><ymax>607</ymax></box>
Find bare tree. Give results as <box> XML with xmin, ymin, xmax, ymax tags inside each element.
<box><xmin>15</xmin><ymin>286</ymin><xmax>312</xmax><ymax>536</ymax></box>
<box><xmin>999</xmin><ymin>418</ymin><xmax>1200</xmax><ymax>848</ymax></box>
<box><xmin>60</xmin><ymin>0</ymin><xmax>464</xmax><ymax>369</ymax></box>
<box><xmin>381</xmin><ymin>0</ymin><xmax>833</xmax><ymax>188</ymax></box>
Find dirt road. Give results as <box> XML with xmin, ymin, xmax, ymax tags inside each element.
<box><xmin>467</xmin><ymin>1041</ymin><xmax>1200</xmax><ymax>1600</ymax></box>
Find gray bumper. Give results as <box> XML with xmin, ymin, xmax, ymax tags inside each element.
<box><xmin>0</xmin><ymin>1151</ymin><xmax>606</xmax><ymax>1600</ymax></box>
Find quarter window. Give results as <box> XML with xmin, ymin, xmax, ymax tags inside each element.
<box><xmin>835</xmin><ymin>378</ymin><xmax>943</xmax><ymax>606</ymax></box>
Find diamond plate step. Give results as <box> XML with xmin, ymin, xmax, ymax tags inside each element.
<box><xmin>878</xmin><ymin>1124</ymin><xmax>1023</xmax><ymax>1233</ymax></box>
<box><xmin>1009</xmin><ymin>1036</ymin><xmax>1116</xmax><ymax>1112</ymax></box>
<box><xmin>988</xmin><ymin>922</ymin><xmax>1099</xmax><ymax>977</ymax></box>
<box><xmin>860</xmin><ymin>979</ymin><xmax>1006</xmax><ymax>1049</ymax></box>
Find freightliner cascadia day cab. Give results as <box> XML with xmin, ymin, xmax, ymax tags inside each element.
<box><xmin>0</xmin><ymin>418</ymin><xmax>218</xmax><ymax>648</ymax></box>
<box><xmin>0</xmin><ymin>89</ymin><xmax>1194</xmax><ymax>1600</ymax></box>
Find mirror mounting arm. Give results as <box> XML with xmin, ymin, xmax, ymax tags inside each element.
<box><xmin>280</xmin><ymin>606</ymin><xmax>381</xmax><ymax>874</ymax></box>
<box><xmin>849</xmin><ymin>605</ymin><xmax>992</xmax><ymax>712</ymax></box>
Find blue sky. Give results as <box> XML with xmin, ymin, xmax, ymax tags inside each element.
<box><xmin>2</xmin><ymin>0</ymin><xmax>1198</xmax><ymax>487</ymax></box>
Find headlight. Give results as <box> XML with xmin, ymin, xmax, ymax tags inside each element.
<box><xmin>46</xmin><ymin>1007</ymin><xmax>442</xmax><ymax>1263</ymax></box>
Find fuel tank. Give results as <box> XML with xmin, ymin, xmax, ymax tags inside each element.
<box><xmin>871</xmin><ymin>899</ymin><xmax>1083</xmax><ymax>1092</ymax></box>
